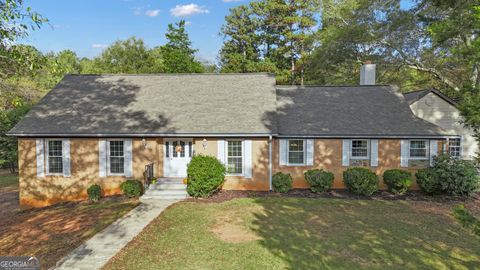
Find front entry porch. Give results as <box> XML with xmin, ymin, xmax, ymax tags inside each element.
<box><xmin>163</xmin><ymin>138</ymin><xmax>193</xmax><ymax>177</ymax></box>
<box><xmin>141</xmin><ymin>178</ymin><xmax>189</xmax><ymax>200</ymax></box>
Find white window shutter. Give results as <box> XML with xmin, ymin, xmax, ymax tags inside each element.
<box><xmin>400</xmin><ymin>140</ymin><xmax>409</xmax><ymax>167</ymax></box>
<box><xmin>99</xmin><ymin>139</ymin><xmax>107</xmax><ymax>177</ymax></box>
<box><xmin>62</xmin><ymin>139</ymin><xmax>71</xmax><ymax>177</ymax></box>
<box><xmin>306</xmin><ymin>139</ymin><xmax>314</xmax><ymax>166</ymax></box>
<box><xmin>124</xmin><ymin>139</ymin><xmax>133</xmax><ymax>177</ymax></box>
<box><xmin>342</xmin><ymin>139</ymin><xmax>350</xmax><ymax>166</ymax></box>
<box><xmin>244</xmin><ymin>140</ymin><xmax>253</xmax><ymax>178</ymax></box>
<box><xmin>279</xmin><ymin>139</ymin><xmax>287</xmax><ymax>165</ymax></box>
<box><xmin>36</xmin><ymin>139</ymin><xmax>45</xmax><ymax>178</ymax></box>
<box><xmin>370</xmin><ymin>139</ymin><xmax>378</xmax><ymax>167</ymax></box>
<box><xmin>430</xmin><ymin>140</ymin><xmax>438</xmax><ymax>166</ymax></box>
<box><xmin>217</xmin><ymin>140</ymin><xmax>226</xmax><ymax>164</ymax></box>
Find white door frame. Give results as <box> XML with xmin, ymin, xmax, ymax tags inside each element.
<box><xmin>163</xmin><ymin>138</ymin><xmax>193</xmax><ymax>177</ymax></box>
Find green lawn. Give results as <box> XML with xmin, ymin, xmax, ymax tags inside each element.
<box><xmin>0</xmin><ymin>174</ymin><xmax>18</xmax><ymax>188</ymax></box>
<box><xmin>104</xmin><ymin>197</ymin><xmax>480</xmax><ymax>270</ymax></box>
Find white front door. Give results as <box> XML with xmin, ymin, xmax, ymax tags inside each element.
<box><xmin>164</xmin><ymin>138</ymin><xmax>192</xmax><ymax>177</ymax></box>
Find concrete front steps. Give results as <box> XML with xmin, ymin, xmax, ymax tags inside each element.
<box><xmin>141</xmin><ymin>177</ymin><xmax>189</xmax><ymax>201</ymax></box>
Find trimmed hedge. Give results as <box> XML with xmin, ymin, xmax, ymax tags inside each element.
<box><xmin>272</xmin><ymin>172</ymin><xmax>293</xmax><ymax>193</ymax></box>
<box><xmin>343</xmin><ymin>167</ymin><xmax>379</xmax><ymax>196</ymax></box>
<box><xmin>120</xmin><ymin>180</ymin><xmax>143</xmax><ymax>198</ymax></box>
<box><xmin>187</xmin><ymin>155</ymin><xmax>226</xmax><ymax>198</ymax></box>
<box><xmin>304</xmin><ymin>169</ymin><xmax>334</xmax><ymax>193</ymax></box>
<box><xmin>415</xmin><ymin>168</ymin><xmax>441</xmax><ymax>195</ymax></box>
<box><xmin>433</xmin><ymin>153</ymin><xmax>479</xmax><ymax>197</ymax></box>
<box><xmin>87</xmin><ymin>184</ymin><xmax>102</xmax><ymax>202</ymax></box>
<box><xmin>383</xmin><ymin>169</ymin><xmax>412</xmax><ymax>195</ymax></box>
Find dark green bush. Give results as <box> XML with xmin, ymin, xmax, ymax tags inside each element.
<box><xmin>415</xmin><ymin>168</ymin><xmax>441</xmax><ymax>195</ymax></box>
<box><xmin>120</xmin><ymin>180</ymin><xmax>143</xmax><ymax>198</ymax></box>
<box><xmin>304</xmin><ymin>169</ymin><xmax>334</xmax><ymax>193</ymax></box>
<box><xmin>343</xmin><ymin>167</ymin><xmax>379</xmax><ymax>196</ymax></box>
<box><xmin>453</xmin><ymin>204</ymin><xmax>480</xmax><ymax>237</ymax></box>
<box><xmin>186</xmin><ymin>155</ymin><xmax>226</xmax><ymax>198</ymax></box>
<box><xmin>433</xmin><ymin>153</ymin><xmax>479</xmax><ymax>197</ymax></box>
<box><xmin>272</xmin><ymin>172</ymin><xmax>293</xmax><ymax>193</ymax></box>
<box><xmin>87</xmin><ymin>184</ymin><xmax>102</xmax><ymax>202</ymax></box>
<box><xmin>383</xmin><ymin>169</ymin><xmax>412</xmax><ymax>195</ymax></box>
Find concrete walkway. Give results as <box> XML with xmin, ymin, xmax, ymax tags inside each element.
<box><xmin>55</xmin><ymin>199</ymin><xmax>179</xmax><ymax>270</ymax></box>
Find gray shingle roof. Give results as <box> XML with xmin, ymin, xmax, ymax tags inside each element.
<box><xmin>9</xmin><ymin>74</ymin><xmax>451</xmax><ymax>138</ymax></box>
<box><xmin>275</xmin><ymin>85</ymin><xmax>452</xmax><ymax>137</ymax></box>
<box><xmin>8</xmin><ymin>74</ymin><xmax>278</xmax><ymax>136</ymax></box>
<box><xmin>403</xmin><ymin>88</ymin><xmax>458</xmax><ymax>107</ymax></box>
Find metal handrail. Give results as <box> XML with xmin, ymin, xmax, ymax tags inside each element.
<box><xmin>144</xmin><ymin>163</ymin><xmax>154</xmax><ymax>189</ymax></box>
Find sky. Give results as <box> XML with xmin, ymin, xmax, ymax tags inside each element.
<box><xmin>21</xmin><ymin>0</ymin><xmax>251</xmax><ymax>63</ymax></box>
<box><xmin>21</xmin><ymin>0</ymin><xmax>414</xmax><ymax>64</ymax></box>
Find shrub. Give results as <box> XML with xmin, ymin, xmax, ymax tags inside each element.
<box><xmin>272</xmin><ymin>172</ymin><xmax>293</xmax><ymax>193</ymax></box>
<box><xmin>383</xmin><ymin>169</ymin><xmax>412</xmax><ymax>195</ymax></box>
<box><xmin>304</xmin><ymin>169</ymin><xmax>334</xmax><ymax>193</ymax></box>
<box><xmin>120</xmin><ymin>180</ymin><xmax>143</xmax><ymax>198</ymax></box>
<box><xmin>87</xmin><ymin>184</ymin><xmax>102</xmax><ymax>202</ymax></box>
<box><xmin>415</xmin><ymin>168</ymin><xmax>441</xmax><ymax>195</ymax></box>
<box><xmin>186</xmin><ymin>155</ymin><xmax>226</xmax><ymax>198</ymax></box>
<box><xmin>453</xmin><ymin>204</ymin><xmax>480</xmax><ymax>237</ymax></box>
<box><xmin>433</xmin><ymin>153</ymin><xmax>479</xmax><ymax>197</ymax></box>
<box><xmin>343</xmin><ymin>167</ymin><xmax>379</xmax><ymax>196</ymax></box>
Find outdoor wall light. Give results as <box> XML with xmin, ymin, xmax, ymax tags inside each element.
<box><xmin>202</xmin><ymin>138</ymin><xmax>208</xmax><ymax>150</ymax></box>
<box><xmin>142</xmin><ymin>138</ymin><xmax>147</xmax><ymax>149</ymax></box>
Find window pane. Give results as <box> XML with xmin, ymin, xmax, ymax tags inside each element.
<box><xmin>410</xmin><ymin>140</ymin><xmax>427</xmax><ymax>158</ymax></box>
<box><xmin>109</xmin><ymin>141</ymin><xmax>124</xmax><ymax>174</ymax></box>
<box><xmin>180</xmin><ymin>141</ymin><xmax>185</xmax><ymax>157</ymax></box>
<box><xmin>172</xmin><ymin>141</ymin><xmax>178</xmax><ymax>157</ymax></box>
<box><xmin>288</xmin><ymin>140</ymin><xmax>304</xmax><ymax>164</ymax></box>
<box><xmin>166</xmin><ymin>142</ymin><xmax>169</xmax><ymax>158</ymax></box>
<box><xmin>227</xmin><ymin>141</ymin><xmax>242</xmax><ymax>174</ymax></box>
<box><xmin>189</xmin><ymin>142</ymin><xmax>192</xmax><ymax>157</ymax></box>
<box><xmin>351</xmin><ymin>140</ymin><xmax>368</xmax><ymax>158</ymax></box>
<box><xmin>449</xmin><ymin>138</ymin><xmax>461</xmax><ymax>157</ymax></box>
<box><xmin>48</xmin><ymin>156</ymin><xmax>63</xmax><ymax>173</ymax></box>
<box><xmin>110</xmin><ymin>157</ymin><xmax>124</xmax><ymax>173</ymax></box>
<box><xmin>110</xmin><ymin>141</ymin><xmax>124</xmax><ymax>157</ymax></box>
<box><xmin>47</xmin><ymin>140</ymin><xmax>63</xmax><ymax>174</ymax></box>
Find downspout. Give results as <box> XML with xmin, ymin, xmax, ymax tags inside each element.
<box><xmin>269</xmin><ymin>135</ymin><xmax>273</xmax><ymax>191</ymax></box>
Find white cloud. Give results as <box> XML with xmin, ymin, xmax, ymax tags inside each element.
<box><xmin>133</xmin><ymin>7</ymin><xmax>142</xmax><ymax>16</ymax></box>
<box><xmin>92</xmin><ymin>44</ymin><xmax>108</xmax><ymax>49</ymax></box>
<box><xmin>170</xmin><ymin>4</ymin><xmax>209</xmax><ymax>17</ymax></box>
<box><xmin>185</xmin><ymin>21</ymin><xmax>192</xmax><ymax>26</ymax></box>
<box><xmin>222</xmin><ymin>0</ymin><xmax>242</xmax><ymax>2</ymax></box>
<box><xmin>145</xmin><ymin>9</ymin><xmax>160</xmax><ymax>17</ymax></box>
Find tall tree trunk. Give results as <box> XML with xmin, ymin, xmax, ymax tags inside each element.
<box><xmin>471</xmin><ymin>63</ymin><xmax>479</xmax><ymax>89</ymax></box>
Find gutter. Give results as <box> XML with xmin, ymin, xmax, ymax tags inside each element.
<box><xmin>268</xmin><ymin>135</ymin><xmax>273</xmax><ymax>191</ymax></box>
<box><xmin>7</xmin><ymin>132</ymin><xmax>279</xmax><ymax>138</ymax></box>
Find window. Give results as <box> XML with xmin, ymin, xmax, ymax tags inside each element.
<box><xmin>189</xmin><ymin>142</ymin><xmax>193</xmax><ymax>157</ymax></box>
<box><xmin>227</xmin><ymin>141</ymin><xmax>243</xmax><ymax>174</ymax></box>
<box><xmin>109</xmin><ymin>141</ymin><xmax>124</xmax><ymax>174</ymax></box>
<box><xmin>351</xmin><ymin>140</ymin><xmax>369</xmax><ymax>159</ymax></box>
<box><xmin>165</xmin><ymin>142</ymin><xmax>169</xmax><ymax>158</ymax></box>
<box><xmin>288</xmin><ymin>139</ymin><xmax>305</xmax><ymax>165</ymax></box>
<box><xmin>409</xmin><ymin>140</ymin><xmax>429</xmax><ymax>159</ymax></box>
<box><xmin>448</xmin><ymin>137</ymin><xmax>462</xmax><ymax>158</ymax></box>
<box><xmin>47</xmin><ymin>140</ymin><xmax>63</xmax><ymax>174</ymax></box>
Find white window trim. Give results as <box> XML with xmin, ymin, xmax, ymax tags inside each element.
<box><xmin>225</xmin><ymin>140</ymin><xmax>244</xmax><ymax>176</ymax></box>
<box><xmin>287</xmin><ymin>139</ymin><xmax>306</xmax><ymax>166</ymax></box>
<box><xmin>448</xmin><ymin>136</ymin><xmax>463</xmax><ymax>158</ymax></box>
<box><xmin>350</xmin><ymin>139</ymin><xmax>370</xmax><ymax>160</ymax></box>
<box><xmin>45</xmin><ymin>139</ymin><xmax>64</xmax><ymax>176</ymax></box>
<box><xmin>409</xmin><ymin>139</ymin><xmax>430</xmax><ymax>160</ymax></box>
<box><xmin>107</xmin><ymin>139</ymin><xmax>126</xmax><ymax>176</ymax></box>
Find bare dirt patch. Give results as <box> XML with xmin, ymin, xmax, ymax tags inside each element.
<box><xmin>0</xmin><ymin>185</ymin><xmax>139</xmax><ymax>270</ymax></box>
<box><xmin>211</xmin><ymin>211</ymin><xmax>261</xmax><ymax>243</ymax></box>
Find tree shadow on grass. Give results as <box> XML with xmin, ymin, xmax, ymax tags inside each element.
<box><xmin>250</xmin><ymin>198</ymin><xmax>480</xmax><ymax>270</ymax></box>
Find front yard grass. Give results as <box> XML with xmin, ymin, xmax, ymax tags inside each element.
<box><xmin>0</xmin><ymin>174</ymin><xmax>18</xmax><ymax>188</ymax></box>
<box><xmin>105</xmin><ymin>197</ymin><xmax>480</xmax><ymax>270</ymax></box>
<box><xmin>0</xmin><ymin>181</ymin><xmax>139</xmax><ymax>269</ymax></box>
